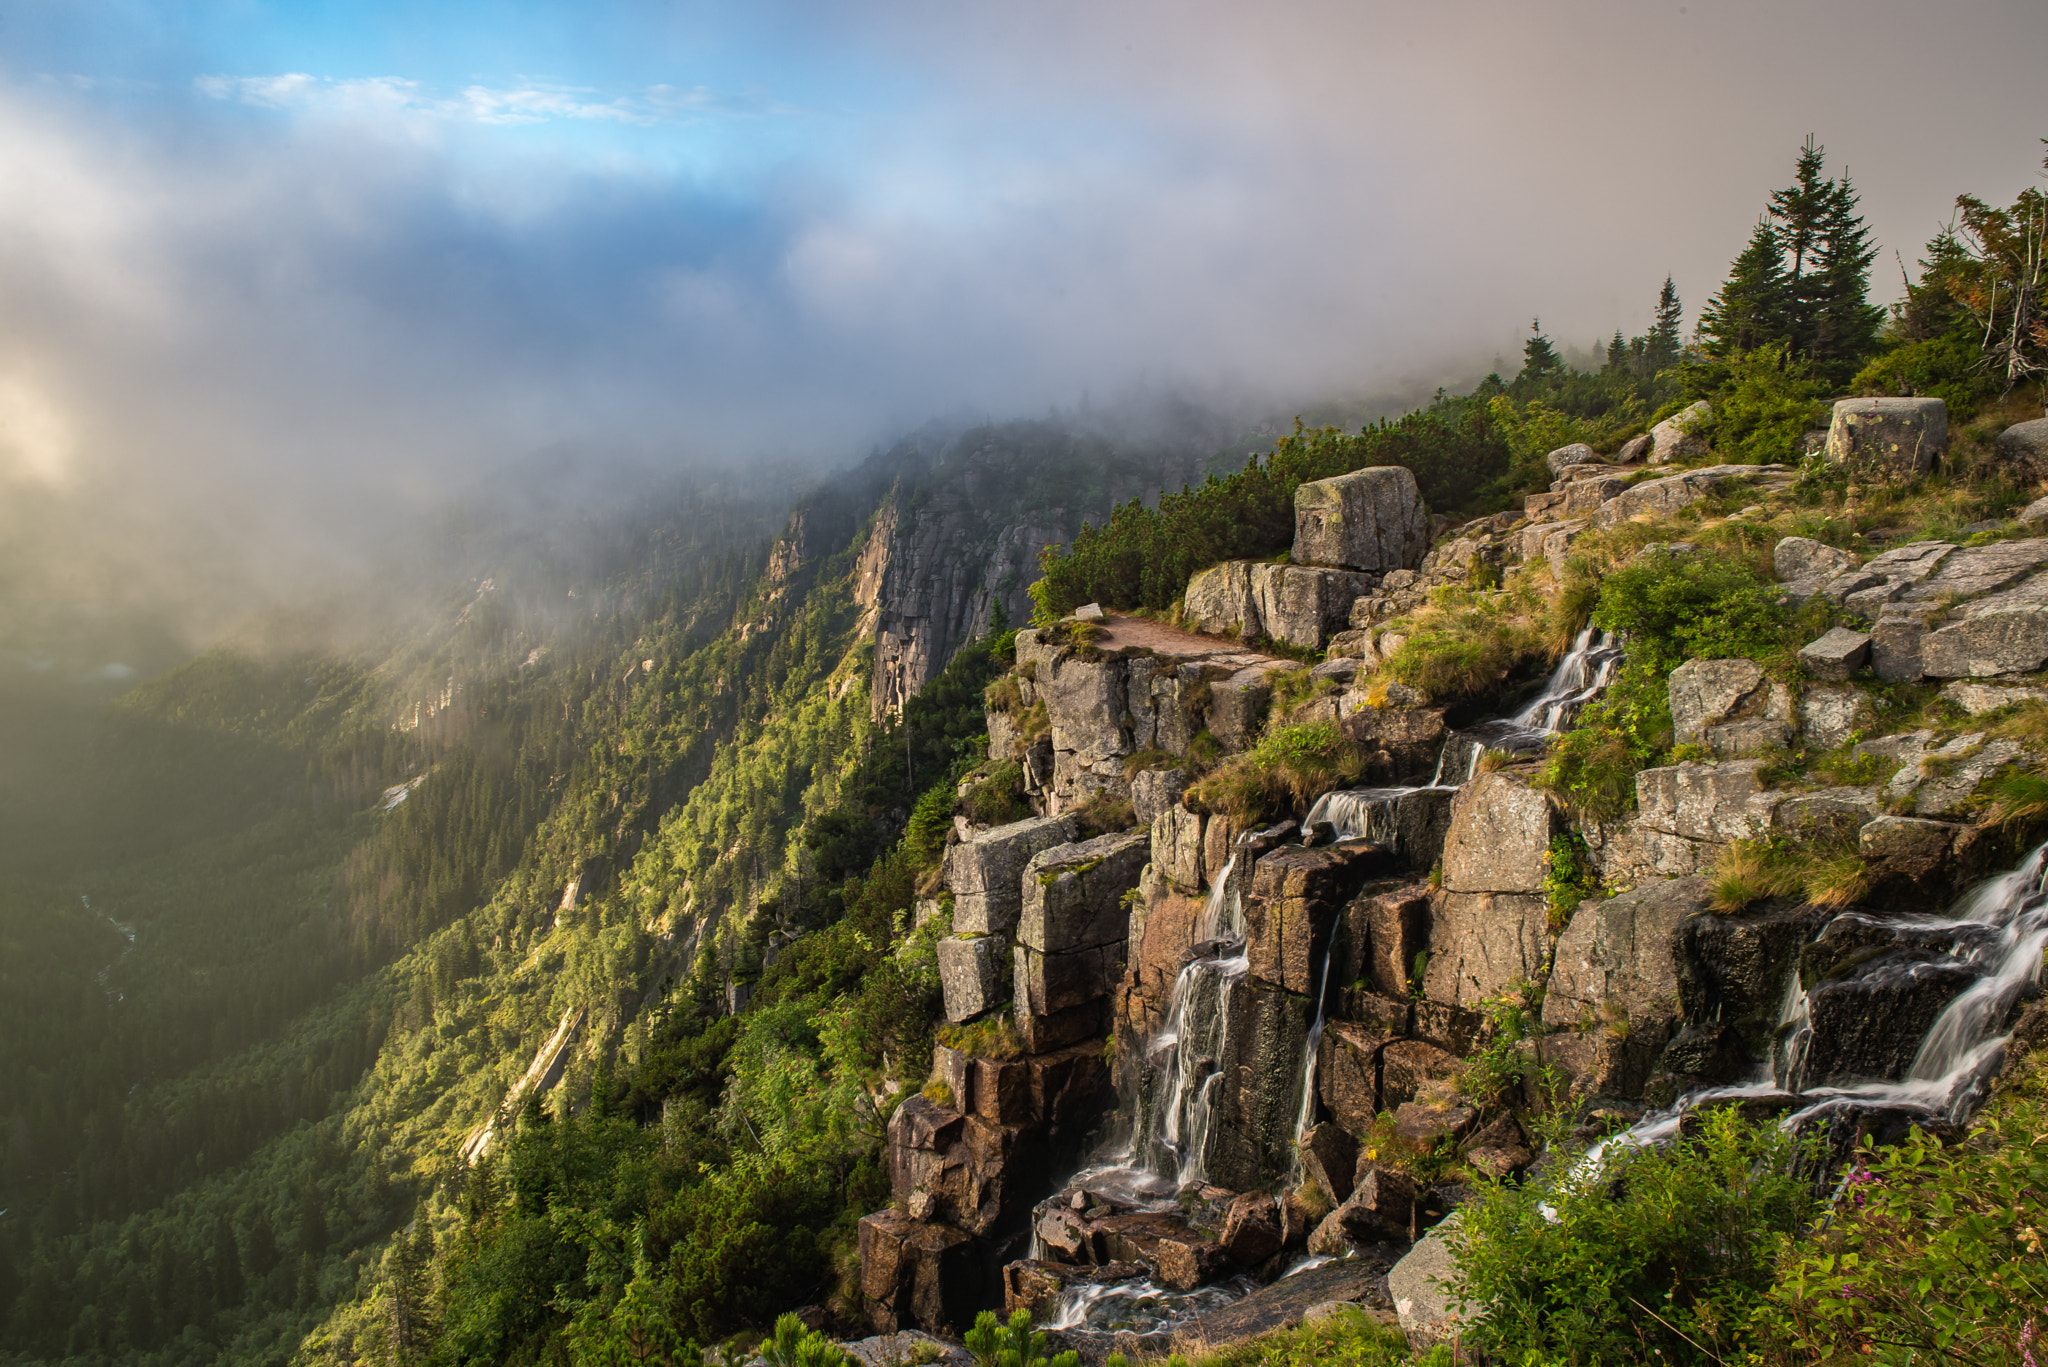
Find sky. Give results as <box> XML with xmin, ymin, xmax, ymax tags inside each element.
<box><xmin>0</xmin><ymin>0</ymin><xmax>2044</xmax><ymax>643</ymax></box>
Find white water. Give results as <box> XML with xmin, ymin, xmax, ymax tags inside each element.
<box><xmin>1571</xmin><ymin>840</ymin><xmax>2048</xmax><ymax>1189</ymax></box>
<box><xmin>1512</xmin><ymin>626</ymin><xmax>1622</xmax><ymax>733</ymax></box>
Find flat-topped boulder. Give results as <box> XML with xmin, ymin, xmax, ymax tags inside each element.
<box><xmin>1292</xmin><ymin>466</ymin><xmax>1431</xmax><ymax>572</ymax></box>
<box><xmin>1996</xmin><ymin>417</ymin><xmax>2048</xmax><ymax>482</ymax></box>
<box><xmin>1598</xmin><ymin>464</ymin><xmax>1792</xmax><ymax>526</ymax></box>
<box><xmin>1826</xmin><ymin>396</ymin><xmax>1947</xmax><ymax>479</ymax></box>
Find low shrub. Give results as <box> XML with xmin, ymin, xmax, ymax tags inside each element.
<box><xmin>1756</xmin><ymin>1046</ymin><xmax>2048</xmax><ymax>1365</ymax></box>
<box><xmin>1450</xmin><ymin>1105</ymin><xmax>1818</xmax><ymax>1365</ymax></box>
<box><xmin>1186</xmin><ymin>721</ymin><xmax>1365</xmax><ymax>824</ymax></box>
<box><xmin>1182</xmin><ymin>1303</ymin><xmax>1435</xmax><ymax>1367</ymax></box>
<box><xmin>961</xmin><ymin>763</ymin><xmax>1029</xmax><ymax>826</ymax></box>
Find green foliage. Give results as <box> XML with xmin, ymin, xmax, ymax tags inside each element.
<box><xmin>1450</xmin><ymin>1106</ymin><xmax>1819</xmax><ymax>1365</ymax></box>
<box><xmin>1538</xmin><ymin>548</ymin><xmax>1792</xmax><ymax>818</ymax></box>
<box><xmin>1700</xmin><ymin>137</ymin><xmax>1884</xmax><ymax>385</ymax></box>
<box><xmin>1591</xmin><ymin>549</ymin><xmax>1792</xmax><ymax>676</ymax></box>
<box><xmin>759</xmin><ymin>1311</ymin><xmax>852</xmax><ymax>1367</ymax></box>
<box><xmin>964</xmin><ymin>1309</ymin><xmax>1080</xmax><ymax>1367</ymax></box>
<box><xmin>1541</xmin><ymin>832</ymin><xmax>1600</xmax><ymax>930</ymax></box>
<box><xmin>1687</xmin><ymin>343</ymin><xmax>1831</xmax><ymax>464</ymax></box>
<box><xmin>1761</xmin><ymin>1074</ymin><xmax>2048</xmax><ymax>1363</ymax></box>
<box><xmin>961</xmin><ymin>763</ymin><xmax>1029</xmax><ymax>826</ymax></box>
<box><xmin>1176</xmin><ymin>1303</ymin><xmax>1426</xmax><ymax>1367</ymax></box>
<box><xmin>1380</xmin><ymin>596</ymin><xmax>1550</xmax><ymax>710</ymax></box>
<box><xmin>1461</xmin><ymin>983</ymin><xmax>1537</xmax><ymax>1104</ymax></box>
<box><xmin>1187</xmin><ymin>720</ymin><xmax>1365</xmax><ymax>824</ymax></box>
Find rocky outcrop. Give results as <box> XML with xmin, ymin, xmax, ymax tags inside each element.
<box><xmin>1825</xmin><ymin>397</ymin><xmax>1948</xmax><ymax>479</ymax></box>
<box><xmin>946</xmin><ymin>816</ymin><xmax>1079</xmax><ymax>936</ymax></box>
<box><xmin>1243</xmin><ymin>843</ymin><xmax>1386</xmax><ymax>995</ymax></box>
<box><xmin>1015</xmin><ymin>831</ymin><xmax>1149</xmax><ymax>1051</ymax></box>
<box><xmin>1668</xmin><ymin>657</ymin><xmax>1794</xmax><ymax>755</ymax></box>
<box><xmin>1424</xmin><ymin>771</ymin><xmax>1555</xmax><ymax>1009</ymax></box>
<box><xmin>1798</xmin><ymin>627</ymin><xmax>1872</xmax><ymax>681</ymax></box>
<box><xmin>1545</xmin><ymin>442</ymin><xmax>1600</xmax><ymax>476</ymax></box>
<box><xmin>1292</xmin><ymin>467</ymin><xmax>1431</xmax><ymax>572</ymax></box>
<box><xmin>1182</xmin><ymin>561</ymin><xmax>1380</xmax><ymax>649</ymax></box>
<box><xmin>1647</xmin><ymin>401</ymin><xmax>1712</xmax><ymax>465</ymax></box>
<box><xmin>1598</xmin><ymin>464</ymin><xmax>1792</xmax><ymax>526</ymax></box>
<box><xmin>1542</xmin><ymin>877</ymin><xmax>1712</xmax><ymax>1098</ymax></box>
<box><xmin>1013</xmin><ymin>624</ymin><xmax>1291</xmax><ymax>814</ymax></box>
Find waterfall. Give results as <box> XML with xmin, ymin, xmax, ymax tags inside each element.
<box><xmin>1301</xmin><ymin>786</ymin><xmax>1429</xmax><ymax>844</ymax></box>
<box><xmin>1147</xmin><ymin>949</ymin><xmax>1249</xmax><ymax>1181</ymax></box>
<box><xmin>1288</xmin><ymin>929</ymin><xmax>1343</xmax><ymax>1174</ymax></box>
<box><xmin>1573</xmin><ymin>839</ymin><xmax>2048</xmax><ymax>1183</ymax></box>
<box><xmin>1512</xmin><ymin>626</ymin><xmax>1623</xmax><ymax>733</ymax></box>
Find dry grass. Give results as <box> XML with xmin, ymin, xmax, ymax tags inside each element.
<box><xmin>1711</xmin><ymin>833</ymin><xmax>1867</xmax><ymax>913</ymax></box>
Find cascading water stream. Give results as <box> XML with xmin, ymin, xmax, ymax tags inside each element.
<box><xmin>1510</xmin><ymin>626</ymin><xmax>1622</xmax><ymax>733</ymax></box>
<box><xmin>1571</xmin><ymin>840</ymin><xmax>2048</xmax><ymax>1187</ymax></box>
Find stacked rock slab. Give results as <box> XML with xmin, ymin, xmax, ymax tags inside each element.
<box><xmin>1422</xmin><ymin>771</ymin><xmax>1555</xmax><ymax>1011</ymax></box>
<box><xmin>1015</xmin><ymin>830</ymin><xmax>1150</xmax><ymax>1051</ymax></box>
<box><xmin>862</xmin><ymin>1037</ymin><xmax>1115</xmax><ymax>1333</ymax></box>
<box><xmin>867</xmin><ymin>823</ymin><xmax>1145</xmax><ymax>1333</ymax></box>
<box><xmin>1203</xmin><ymin>842</ymin><xmax>1385</xmax><ymax>1191</ymax></box>
<box><xmin>1540</xmin><ymin>877</ymin><xmax>1714</xmax><ymax>1099</ymax></box>
<box><xmin>937</xmin><ymin>815</ymin><xmax>1077</xmax><ymax>1024</ymax></box>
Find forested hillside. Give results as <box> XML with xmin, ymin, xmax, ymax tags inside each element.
<box><xmin>0</xmin><ymin>414</ymin><xmax>1238</xmax><ymax>1364</ymax></box>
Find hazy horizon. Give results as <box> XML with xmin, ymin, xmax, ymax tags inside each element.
<box><xmin>1</xmin><ymin>0</ymin><xmax>2044</xmax><ymax>657</ymax></box>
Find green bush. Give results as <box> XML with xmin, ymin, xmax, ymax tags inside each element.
<box><xmin>962</xmin><ymin>763</ymin><xmax>1029</xmax><ymax>826</ymax></box>
<box><xmin>1693</xmin><ymin>344</ymin><xmax>1831</xmax><ymax>464</ymax></box>
<box><xmin>1187</xmin><ymin>721</ymin><xmax>1365</xmax><ymax>824</ymax></box>
<box><xmin>760</xmin><ymin>1311</ymin><xmax>852</xmax><ymax>1367</ymax></box>
<box><xmin>1761</xmin><ymin>1076</ymin><xmax>2048</xmax><ymax>1363</ymax></box>
<box><xmin>1450</xmin><ymin>1106</ymin><xmax>1818</xmax><ymax>1365</ymax></box>
<box><xmin>964</xmin><ymin>1309</ymin><xmax>1079</xmax><ymax>1367</ymax></box>
<box><xmin>1851</xmin><ymin>333</ymin><xmax>2002</xmax><ymax>419</ymax></box>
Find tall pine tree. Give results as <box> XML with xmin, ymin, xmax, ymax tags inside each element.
<box><xmin>1700</xmin><ymin>219</ymin><xmax>1788</xmax><ymax>356</ymax></box>
<box><xmin>1646</xmin><ymin>276</ymin><xmax>1685</xmax><ymax>371</ymax></box>
<box><xmin>1809</xmin><ymin>172</ymin><xmax>1885</xmax><ymax>378</ymax></box>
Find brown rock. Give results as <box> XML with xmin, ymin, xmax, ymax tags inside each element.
<box><xmin>1244</xmin><ymin>843</ymin><xmax>1385</xmax><ymax>993</ymax></box>
<box><xmin>1278</xmin><ymin>1188</ymin><xmax>1314</xmax><ymax>1249</ymax></box>
<box><xmin>1392</xmin><ymin>1101</ymin><xmax>1478</xmax><ymax>1147</ymax></box>
<box><xmin>1299</xmin><ymin>1121</ymin><xmax>1360</xmax><ymax>1205</ymax></box>
<box><xmin>1379</xmin><ymin>1038</ymin><xmax>1459</xmax><ymax>1110</ymax></box>
<box><xmin>1220</xmin><ymin>1191</ymin><xmax>1285</xmax><ymax>1266</ymax></box>
<box><xmin>972</xmin><ymin>1057</ymin><xmax>1034</xmax><ymax>1126</ymax></box>
<box><xmin>1155</xmin><ymin>1234</ymin><xmax>1231</xmax><ymax>1292</ymax></box>
<box><xmin>931</xmin><ymin>1045</ymin><xmax>973</xmax><ymax>1115</ymax></box>
<box><xmin>1317</xmin><ymin>1020</ymin><xmax>1390</xmax><ymax>1135</ymax></box>
<box><xmin>1356</xmin><ymin>882</ymin><xmax>1431</xmax><ymax>998</ymax></box>
<box><xmin>858</xmin><ymin>1210</ymin><xmax>977</xmax><ymax>1335</ymax></box>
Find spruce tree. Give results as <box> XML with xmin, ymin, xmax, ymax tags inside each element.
<box><xmin>1809</xmin><ymin>172</ymin><xmax>1884</xmax><ymax>379</ymax></box>
<box><xmin>1770</xmin><ymin>135</ymin><xmax>1833</xmax><ymax>355</ymax></box>
<box><xmin>1515</xmin><ymin>319</ymin><xmax>1563</xmax><ymax>391</ymax></box>
<box><xmin>1605</xmin><ymin>330</ymin><xmax>1629</xmax><ymax>373</ymax></box>
<box><xmin>1646</xmin><ymin>276</ymin><xmax>1685</xmax><ymax>371</ymax></box>
<box><xmin>1700</xmin><ymin>219</ymin><xmax>1789</xmax><ymax>356</ymax></box>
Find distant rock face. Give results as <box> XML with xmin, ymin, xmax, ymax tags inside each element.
<box><xmin>1292</xmin><ymin>466</ymin><xmax>1431</xmax><ymax>572</ymax></box>
<box><xmin>1826</xmin><ymin>397</ymin><xmax>1948</xmax><ymax>479</ymax></box>
<box><xmin>1647</xmin><ymin>400</ymin><xmax>1712</xmax><ymax>465</ymax></box>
